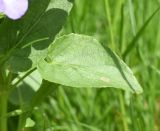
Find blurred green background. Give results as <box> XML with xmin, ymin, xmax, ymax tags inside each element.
<box><xmin>10</xmin><ymin>0</ymin><xmax>160</xmax><ymax>130</ymax></box>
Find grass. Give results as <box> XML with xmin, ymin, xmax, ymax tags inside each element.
<box><xmin>8</xmin><ymin>0</ymin><xmax>160</xmax><ymax>130</ymax></box>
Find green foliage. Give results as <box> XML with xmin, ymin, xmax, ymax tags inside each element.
<box><xmin>7</xmin><ymin>0</ymin><xmax>73</xmax><ymax>73</ymax></box>
<box><xmin>1</xmin><ymin>0</ymin><xmax>159</xmax><ymax>131</ymax></box>
<box><xmin>38</xmin><ymin>33</ymin><xmax>142</xmax><ymax>93</ymax></box>
<box><xmin>25</xmin><ymin>118</ymin><xmax>35</xmax><ymax>128</ymax></box>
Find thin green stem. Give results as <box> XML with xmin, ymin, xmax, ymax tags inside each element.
<box><xmin>10</xmin><ymin>68</ymin><xmax>36</xmax><ymax>92</ymax></box>
<box><xmin>104</xmin><ymin>0</ymin><xmax>115</xmax><ymax>50</ymax></box>
<box><xmin>0</xmin><ymin>91</ymin><xmax>8</xmax><ymax>131</ymax></box>
<box><xmin>119</xmin><ymin>4</ymin><xmax>124</xmax><ymax>52</ymax></box>
<box><xmin>0</xmin><ymin>67</ymin><xmax>9</xmax><ymax>131</ymax></box>
<box><xmin>119</xmin><ymin>91</ymin><xmax>129</xmax><ymax>131</ymax></box>
<box><xmin>128</xmin><ymin>0</ymin><xmax>137</xmax><ymax>36</ymax></box>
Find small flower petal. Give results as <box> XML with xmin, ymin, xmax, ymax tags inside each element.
<box><xmin>0</xmin><ymin>0</ymin><xmax>5</xmax><ymax>12</ymax></box>
<box><xmin>0</xmin><ymin>0</ymin><xmax>28</xmax><ymax>20</ymax></box>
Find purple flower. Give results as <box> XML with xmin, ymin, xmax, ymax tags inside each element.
<box><xmin>0</xmin><ymin>0</ymin><xmax>28</xmax><ymax>20</ymax></box>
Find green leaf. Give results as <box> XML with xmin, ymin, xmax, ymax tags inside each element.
<box><xmin>9</xmin><ymin>70</ymin><xmax>41</xmax><ymax>105</ymax></box>
<box><xmin>1</xmin><ymin>0</ymin><xmax>50</xmax><ymax>58</ymax></box>
<box><xmin>7</xmin><ymin>0</ymin><xmax>73</xmax><ymax>73</ymax></box>
<box><xmin>9</xmin><ymin>82</ymin><xmax>35</xmax><ymax>105</ymax></box>
<box><xmin>37</xmin><ymin>34</ymin><xmax>143</xmax><ymax>94</ymax></box>
<box><xmin>25</xmin><ymin>118</ymin><xmax>35</xmax><ymax>128</ymax></box>
<box><xmin>0</xmin><ymin>19</ymin><xmax>17</xmax><ymax>57</ymax></box>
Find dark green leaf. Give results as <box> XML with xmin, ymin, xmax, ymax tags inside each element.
<box><xmin>7</xmin><ymin>0</ymin><xmax>73</xmax><ymax>73</ymax></box>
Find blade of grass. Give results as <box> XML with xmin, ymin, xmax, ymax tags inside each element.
<box><xmin>104</xmin><ymin>0</ymin><xmax>115</xmax><ymax>50</ymax></box>
<box><xmin>122</xmin><ymin>7</ymin><xmax>160</xmax><ymax>60</ymax></box>
<box><xmin>119</xmin><ymin>4</ymin><xmax>124</xmax><ymax>52</ymax></box>
<box><xmin>119</xmin><ymin>91</ymin><xmax>129</xmax><ymax>131</ymax></box>
<box><xmin>59</xmin><ymin>87</ymin><xmax>83</xmax><ymax>130</ymax></box>
<box><xmin>128</xmin><ymin>0</ymin><xmax>137</xmax><ymax>36</ymax></box>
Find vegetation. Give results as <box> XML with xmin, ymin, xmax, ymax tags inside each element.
<box><xmin>0</xmin><ymin>0</ymin><xmax>160</xmax><ymax>131</ymax></box>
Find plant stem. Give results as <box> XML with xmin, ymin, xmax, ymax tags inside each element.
<box><xmin>0</xmin><ymin>91</ymin><xmax>8</xmax><ymax>131</ymax></box>
<box><xmin>119</xmin><ymin>91</ymin><xmax>129</xmax><ymax>131</ymax></box>
<box><xmin>10</xmin><ymin>68</ymin><xmax>36</xmax><ymax>93</ymax></box>
<box><xmin>17</xmin><ymin>80</ymin><xmax>58</xmax><ymax>131</ymax></box>
<box><xmin>104</xmin><ymin>0</ymin><xmax>115</xmax><ymax>50</ymax></box>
